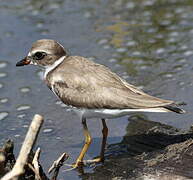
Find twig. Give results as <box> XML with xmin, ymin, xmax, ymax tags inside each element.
<box><xmin>0</xmin><ymin>140</ymin><xmax>15</xmax><ymax>176</ymax></box>
<box><xmin>48</xmin><ymin>153</ymin><xmax>69</xmax><ymax>180</ymax></box>
<box><xmin>32</xmin><ymin>147</ymin><xmax>42</xmax><ymax>180</ymax></box>
<box><xmin>28</xmin><ymin>163</ymin><xmax>42</xmax><ymax>180</ymax></box>
<box><xmin>1</xmin><ymin>114</ymin><xmax>44</xmax><ymax>180</ymax></box>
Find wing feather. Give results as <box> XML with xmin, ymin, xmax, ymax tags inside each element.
<box><xmin>50</xmin><ymin>56</ymin><xmax>174</xmax><ymax>109</ymax></box>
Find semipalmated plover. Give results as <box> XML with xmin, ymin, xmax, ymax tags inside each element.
<box><xmin>16</xmin><ymin>39</ymin><xmax>185</xmax><ymax>168</ymax></box>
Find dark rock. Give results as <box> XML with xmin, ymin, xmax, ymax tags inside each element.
<box><xmin>81</xmin><ymin>115</ymin><xmax>193</xmax><ymax>179</ymax></box>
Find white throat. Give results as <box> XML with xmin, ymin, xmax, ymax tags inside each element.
<box><xmin>44</xmin><ymin>56</ymin><xmax>66</xmax><ymax>79</ymax></box>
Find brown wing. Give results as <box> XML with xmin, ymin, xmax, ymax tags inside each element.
<box><xmin>51</xmin><ymin>56</ymin><xmax>174</xmax><ymax>109</ymax></box>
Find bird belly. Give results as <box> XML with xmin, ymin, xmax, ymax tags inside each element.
<box><xmin>73</xmin><ymin>107</ymin><xmax>169</xmax><ymax>119</ymax></box>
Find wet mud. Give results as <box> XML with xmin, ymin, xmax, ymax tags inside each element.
<box><xmin>82</xmin><ymin>115</ymin><xmax>193</xmax><ymax>179</ymax></box>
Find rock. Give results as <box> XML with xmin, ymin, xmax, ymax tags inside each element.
<box><xmin>82</xmin><ymin>116</ymin><xmax>193</xmax><ymax>179</ymax></box>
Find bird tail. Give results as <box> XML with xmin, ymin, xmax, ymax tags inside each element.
<box><xmin>163</xmin><ymin>102</ymin><xmax>186</xmax><ymax>114</ymax></box>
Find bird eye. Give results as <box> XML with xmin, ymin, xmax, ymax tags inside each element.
<box><xmin>33</xmin><ymin>52</ymin><xmax>46</xmax><ymax>60</ymax></box>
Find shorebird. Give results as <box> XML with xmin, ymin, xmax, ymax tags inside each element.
<box><xmin>16</xmin><ymin>39</ymin><xmax>185</xmax><ymax>168</ymax></box>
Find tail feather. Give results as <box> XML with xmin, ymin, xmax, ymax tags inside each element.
<box><xmin>164</xmin><ymin>103</ymin><xmax>186</xmax><ymax>114</ymax></box>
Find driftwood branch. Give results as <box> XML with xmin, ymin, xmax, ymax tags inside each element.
<box><xmin>32</xmin><ymin>148</ymin><xmax>42</xmax><ymax>180</ymax></box>
<box><xmin>48</xmin><ymin>153</ymin><xmax>69</xmax><ymax>180</ymax></box>
<box><xmin>1</xmin><ymin>114</ymin><xmax>44</xmax><ymax>180</ymax></box>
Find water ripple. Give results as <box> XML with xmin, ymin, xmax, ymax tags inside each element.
<box><xmin>0</xmin><ymin>112</ymin><xmax>8</xmax><ymax>121</ymax></box>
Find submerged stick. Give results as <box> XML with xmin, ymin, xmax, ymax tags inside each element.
<box><xmin>32</xmin><ymin>147</ymin><xmax>42</xmax><ymax>180</ymax></box>
<box><xmin>48</xmin><ymin>153</ymin><xmax>69</xmax><ymax>180</ymax></box>
<box><xmin>1</xmin><ymin>114</ymin><xmax>44</xmax><ymax>180</ymax></box>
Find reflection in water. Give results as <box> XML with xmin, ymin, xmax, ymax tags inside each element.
<box><xmin>17</xmin><ymin>114</ymin><xmax>26</xmax><ymax>119</ymax></box>
<box><xmin>43</xmin><ymin>128</ymin><xmax>53</xmax><ymax>133</ymax></box>
<box><xmin>106</xmin><ymin>114</ymin><xmax>179</xmax><ymax>158</ymax></box>
<box><xmin>0</xmin><ymin>83</ymin><xmax>3</xmax><ymax>89</ymax></box>
<box><xmin>0</xmin><ymin>72</ymin><xmax>7</xmax><ymax>78</ymax></box>
<box><xmin>16</xmin><ymin>104</ymin><xmax>31</xmax><ymax>111</ymax></box>
<box><xmin>0</xmin><ymin>112</ymin><xmax>9</xmax><ymax>121</ymax></box>
<box><xmin>0</xmin><ymin>61</ymin><xmax>8</xmax><ymax>68</ymax></box>
<box><xmin>95</xmin><ymin>0</ymin><xmax>193</xmax><ymax>88</ymax></box>
<box><xmin>19</xmin><ymin>87</ymin><xmax>31</xmax><ymax>93</ymax></box>
<box><xmin>0</xmin><ymin>98</ymin><xmax>8</xmax><ymax>104</ymax></box>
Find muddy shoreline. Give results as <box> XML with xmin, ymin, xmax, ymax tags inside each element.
<box><xmin>82</xmin><ymin>116</ymin><xmax>193</xmax><ymax>179</ymax></box>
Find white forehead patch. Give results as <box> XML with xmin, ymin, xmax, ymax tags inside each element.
<box><xmin>30</xmin><ymin>61</ymin><xmax>37</xmax><ymax>65</ymax></box>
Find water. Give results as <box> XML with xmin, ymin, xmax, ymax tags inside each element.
<box><xmin>0</xmin><ymin>0</ymin><xmax>193</xmax><ymax>179</ymax></box>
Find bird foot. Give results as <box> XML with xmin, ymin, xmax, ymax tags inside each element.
<box><xmin>83</xmin><ymin>157</ymin><xmax>104</xmax><ymax>164</ymax></box>
<box><xmin>63</xmin><ymin>157</ymin><xmax>104</xmax><ymax>170</ymax></box>
<box><xmin>62</xmin><ymin>161</ymin><xmax>84</xmax><ymax>172</ymax></box>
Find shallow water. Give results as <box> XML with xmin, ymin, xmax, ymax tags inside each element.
<box><xmin>0</xmin><ymin>0</ymin><xmax>193</xmax><ymax>179</ymax></box>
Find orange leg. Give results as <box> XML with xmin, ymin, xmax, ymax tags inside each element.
<box><xmin>69</xmin><ymin>118</ymin><xmax>108</xmax><ymax>169</ymax></box>
<box><xmin>99</xmin><ymin>118</ymin><xmax>108</xmax><ymax>162</ymax></box>
<box><xmin>74</xmin><ymin>118</ymin><xmax>92</xmax><ymax>168</ymax></box>
<box><xmin>84</xmin><ymin>118</ymin><xmax>108</xmax><ymax>164</ymax></box>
